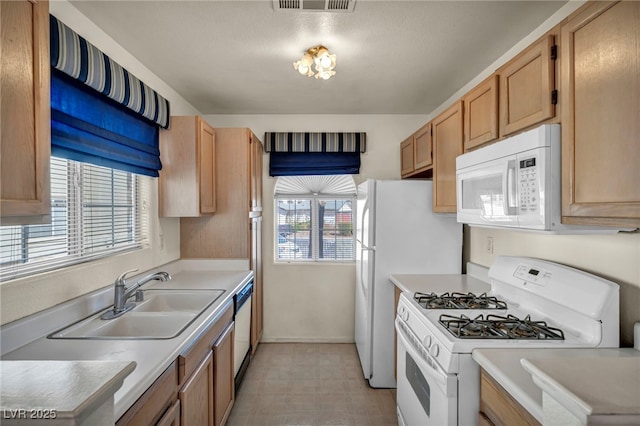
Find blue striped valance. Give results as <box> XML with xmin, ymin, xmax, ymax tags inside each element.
<box><xmin>50</xmin><ymin>15</ymin><xmax>170</xmax><ymax>129</ymax></box>
<box><xmin>264</xmin><ymin>132</ymin><xmax>366</xmax><ymax>153</ymax></box>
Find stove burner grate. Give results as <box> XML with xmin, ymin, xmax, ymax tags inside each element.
<box><xmin>414</xmin><ymin>292</ymin><xmax>508</xmax><ymax>310</ymax></box>
<box><xmin>438</xmin><ymin>313</ymin><xmax>565</xmax><ymax>340</ymax></box>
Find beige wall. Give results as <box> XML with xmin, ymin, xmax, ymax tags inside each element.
<box><xmin>0</xmin><ymin>0</ymin><xmax>198</xmax><ymax>325</ymax></box>
<box><xmin>468</xmin><ymin>227</ymin><xmax>640</xmax><ymax>347</ymax></box>
<box><xmin>204</xmin><ymin>114</ymin><xmax>428</xmax><ymax>342</ymax></box>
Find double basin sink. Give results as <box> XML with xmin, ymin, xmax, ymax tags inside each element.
<box><xmin>49</xmin><ymin>289</ymin><xmax>225</xmax><ymax>340</ymax></box>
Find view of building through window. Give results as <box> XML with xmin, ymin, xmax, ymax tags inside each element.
<box><xmin>276</xmin><ymin>198</ymin><xmax>354</xmax><ymax>262</ymax></box>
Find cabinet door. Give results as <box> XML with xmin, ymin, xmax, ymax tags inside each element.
<box><xmin>464</xmin><ymin>75</ymin><xmax>499</xmax><ymax>151</ymax></box>
<box><xmin>432</xmin><ymin>101</ymin><xmax>463</xmax><ymax>213</ymax></box>
<box><xmin>213</xmin><ymin>322</ymin><xmax>235</xmax><ymax>426</ymax></box>
<box><xmin>159</xmin><ymin>116</ymin><xmax>216</xmax><ymax>217</ymax></box>
<box><xmin>179</xmin><ymin>352</ymin><xmax>214</xmax><ymax>426</ymax></box>
<box><xmin>250</xmin><ymin>216</ymin><xmax>263</xmax><ymax>354</ymax></box>
<box><xmin>156</xmin><ymin>400</ymin><xmax>180</xmax><ymax>426</ymax></box>
<box><xmin>499</xmin><ymin>35</ymin><xmax>555</xmax><ymax>137</ymax></box>
<box><xmin>0</xmin><ymin>0</ymin><xmax>50</xmax><ymax>220</ymax></box>
<box><xmin>400</xmin><ymin>137</ymin><xmax>415</xmax><ymax>177</ymax></box>
<box><xmin>199</xmin><ymin>118</ymin><xmax>216</xmax><ymax>214</ymax></box>
<box><xmin>250</xmin><ymin>133</ymin><xmax>263</xmax><ymax>212</ymax></box>
<box><xmin>560</xmin><ymin>1</ymin><xmax>640</xmax><ymax>227</ymax></box>
<box><xmin>414</xmin><ymin>122</ymin><xmax>433</xmax><ymax>170</ymax></box>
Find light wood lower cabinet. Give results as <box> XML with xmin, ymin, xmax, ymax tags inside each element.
<box><xmin>180</xmin><ymin>352</ymin><xmax>214</xmax><ymax>426</ymax></box>
<box><xmin>117</xmin><ymin>302</ymin><xmax>235</xmax><ymax>426</ymax></box>
<box><xmin>156</xmin><ymin>400</ymin><xmax>180</xmax><ymax>426</ymax></box>
<box><xmin>560</xmin><ymin>0</ymin><xmax>640</xmax><ymax>227</ymax></box>
<box><xmin>116</xmin><ymin>361</ymin><xmax>178</xmax><ymax>426</ymax></box>
<box><xmin>480</xmin><ymin>369</ymin><xmax>540</xmax><ymax>426</ymax></box>
<box><xmin>213</xmin><ymin>322</ymin><xmax>235</xmax><ymax>426</ymax></box>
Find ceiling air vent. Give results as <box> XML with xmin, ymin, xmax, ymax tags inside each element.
<box><xmin>273</xmin><ymin>0</ymin><xmax>356</xmax><ymax>12</ymax></box>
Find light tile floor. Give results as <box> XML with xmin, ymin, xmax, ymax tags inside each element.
<box><xmin>227</xmin><ymin>343</ymin><xmax>398</xmax><ymax>426</ymax></box>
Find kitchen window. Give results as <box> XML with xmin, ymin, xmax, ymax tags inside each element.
<box><xmin>275</xmin><ymin>176</ymin><xmax>356</xmax><ymax>263</ymax></box>
<box><xmin>0</xmin><ymin>156</ymin><xmax>149</xmax><ymax>282</ymax></box>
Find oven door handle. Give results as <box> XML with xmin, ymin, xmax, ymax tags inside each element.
<box><xmin>395</xmin><ymin>318</ymin><xmax>449</xmax><ymax>387</ymax></box>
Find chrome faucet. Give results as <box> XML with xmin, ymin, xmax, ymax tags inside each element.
<box><xmin>101</xmin><ymin>269</ymin><xmax>172</xmax><ymax>320</ymax></box>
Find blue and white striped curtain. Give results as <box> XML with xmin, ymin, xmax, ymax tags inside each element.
<box><xmin>50</xmin><ymin>15</ymin><xmax>170</xmax><ymax>129</ymax></box>
<box><xmin>264</xmin><ymin>132</ymin><xmax>366</xmax><ymax>153</ymax></box>
<box><xmin>264</xmin><ymin>132</ymin><xmax>366</xmax><ymax>176</ymax></box>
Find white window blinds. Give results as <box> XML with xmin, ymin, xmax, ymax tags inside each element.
<box><xmin>274</xmin><ymin>175</ymin><xmax>356</xmax><ymax>262</ymax></box>
<box><xmin>0</xmin><ymin>157</ymin><xmax>150</xmax><ymax>281</ymax></box>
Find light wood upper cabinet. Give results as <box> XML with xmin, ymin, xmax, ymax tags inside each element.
<box><xmin>414</xmin><ymin>123</ymin><xmax>433</xmax><ymax>170</ymax></box>
<box><xmin>213</xmin><ymin>322</ymin><xmax>235</xmax><ymax>426</ymax></box>
<box><xmin>432</xmin><ymin>101</ymin><xmax>464</xmax><ymax>213</ymax></box>
<box><xmin>464</xmin><ymin>75</ymin><xmax>499</xmax><ymax>151</ymax></box>
<box><xmin>181</xmin><ymin>128</ymin><xmax>263</xmax><ymax>259</ymax></box>
<box><xmin>400</xmin><ymin>137</ymin><xmax>415</xmax><ymax>177</ymax></box>
<box><xmin>179</xmin><ymin>352</ymin><xmax>214</xmax><ymax>426</ymax></box>
<box><xmin>159</xmin><ymin>116</ymin><xmax>216</xmax><ymax>217</ymax></box>
<box><xmin>499</xmin><ymin>35</ymin><xmax>556</xmax><ymax>137</ymax></box>
<box><xmin>400</xmin><ymin>123</ymin><xmax>432</xmax><ymax>178</ymax></box>
<box><xmin>0</xmin><ymin>0</ymin><xmax>50</xmax><ymax>221</ymax></box>
<box><xmin>560</xmin><ymin>1</ymin><xmax>640</xmax><ymax>227</ymax></box>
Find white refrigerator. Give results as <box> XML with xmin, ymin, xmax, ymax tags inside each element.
<box><xmin>355</xmin><ymin>179</ymin><xmax>462</xmax><ymax>388</ymax></box>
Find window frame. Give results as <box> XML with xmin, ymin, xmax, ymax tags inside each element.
<box><xmin>275</xmin><ymin>194</ymin><xmax>356</xmax><ymax>264</ymax></box>
<box><xmin>0</xmin><ymin>156</ymin><xmax>148</xmax><ymax>282</ymax></box>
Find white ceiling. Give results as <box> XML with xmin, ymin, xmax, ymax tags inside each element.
<box><xmin>68</xmin><ymin>0</ymin><xmax>567</xmax><ymax>115</ymax></box>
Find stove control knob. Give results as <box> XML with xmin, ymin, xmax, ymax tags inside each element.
<box><xmin>430</xmin><ymin>343</ymin><xmax>440</xmax><ymax>357</ymax></box>
<box><xmin>398</xmin><ymin>306</ymin><xmax>405</xmax><ymax>316</ymax></box>
<box><xmin>422</xmin><ymin>335</ymin><xmax>432</xmax><ymax>348</ymax></box>
<box><xmin>402</xmin><ymin>311</ymin><xmax>409</xmax><ymax>322</ymax></box>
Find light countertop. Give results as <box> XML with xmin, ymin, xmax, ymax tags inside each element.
<box><xmin>0</xmin><ymin>360</ymin><xmax>135</xmax><ymax>424</ymax></box>
<box><xmin>389</xmin><ymin>273</ymin><xmax>490</xmax><ymax>295</ymax></box>
<box><xmin>473</xmin><ymin>347</ymin><xmax>640</xmax><ymax>423</ymax></box>
<box><xmin>1</xmin><ymin>266</ymin><xmax>253</xmax><ymax>422</ymax></box>
<box><xmin>522</xmin><ymin>356</ymin><xmax>640</xmax><ymax>424</ymax></box>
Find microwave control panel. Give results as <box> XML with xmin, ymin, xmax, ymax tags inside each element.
<box><xmin>518</xmin><ymin>157</ymin><xmax>538</xmax><ymax>212</ymax></box>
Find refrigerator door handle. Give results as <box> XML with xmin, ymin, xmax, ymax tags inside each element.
<box><xmin>360</xmin><ymin>246</ymin><xmax>374</xmax><ymax>296</ymax></box>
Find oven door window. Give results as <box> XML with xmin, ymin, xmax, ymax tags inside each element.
<box><xmin>406</xmin><ymin>352</ymin><xmax>431</xmax><ymax>416</ymax></box>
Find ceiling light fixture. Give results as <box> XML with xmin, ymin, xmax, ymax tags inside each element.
<box><xmin>293</xmin><ymin>45</ymin><xmax>337</xmax><ymax>80</ymax></box>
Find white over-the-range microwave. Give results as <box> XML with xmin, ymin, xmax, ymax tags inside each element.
<box><xmin>455</xmin><ymin>124</ymin><xmax>627</xmax><ymax>233</ymax></box>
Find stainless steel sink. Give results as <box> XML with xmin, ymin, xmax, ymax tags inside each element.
<box><xmin>49</xmin><ymin>289</ymin><xmax>225</xmax><ymax>340</ymax></box>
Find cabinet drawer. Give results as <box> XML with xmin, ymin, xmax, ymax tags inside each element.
<box><xmin>116</xmin><ymin>361</ymin><xmax>178</xmax><ymax>426</ymax></box>
<box><xmin>178</xmin><ymin>301</ymin><xmax>233</xmax><ymax>384</ymax></box>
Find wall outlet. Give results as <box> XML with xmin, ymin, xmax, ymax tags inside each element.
<box><xmin>486</xmin><ymin>236</ymin><xmax>494</xmax><ymax>254</ymax></box>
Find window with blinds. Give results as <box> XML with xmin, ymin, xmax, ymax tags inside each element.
<box><xmin>274</xmin><ymin>175</ymin><xmax>356</xmax><ymax>263</ymax></box>
<box><xmin>0</xmin><ymin>157</ymin><xmax>150</xmax><ymax>281</ymax></box>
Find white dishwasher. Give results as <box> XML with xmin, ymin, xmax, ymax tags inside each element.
<box><xmin>234</xmin><ymin>280</ymin><xmax>253</xmax><ymax>390</ymax></box>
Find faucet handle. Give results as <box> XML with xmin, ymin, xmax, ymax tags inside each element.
<box><xmin>116</xmin><ymin>269</ymin><xmax>139</xmax><ymax>286</ymax></box>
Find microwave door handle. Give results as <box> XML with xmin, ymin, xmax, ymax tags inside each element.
<box><xmin>505</xmin><ymin>160</ymin><xmax>517</xmax><ymax>216</ymax></box>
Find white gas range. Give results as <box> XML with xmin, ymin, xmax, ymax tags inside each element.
<box><xmin>395</xmin><ymin>256</ymin><xmax>620</xmax><ymax>426</ymax></box>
